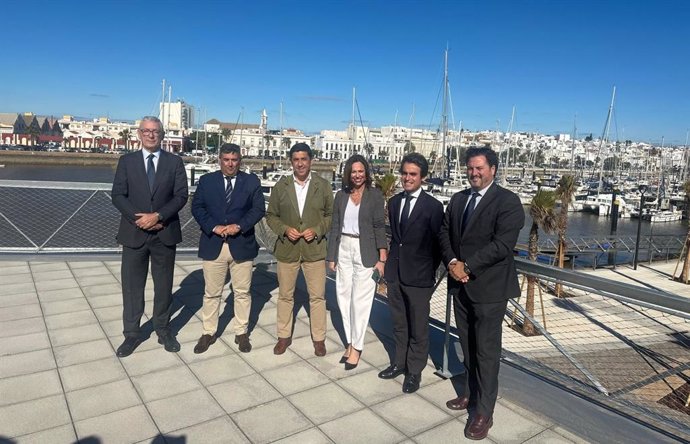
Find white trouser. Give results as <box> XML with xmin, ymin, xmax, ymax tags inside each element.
<box><xmin>336</xmin><ymin>236</ymin><xmax>376</xmax><ymax>350</ymax></box>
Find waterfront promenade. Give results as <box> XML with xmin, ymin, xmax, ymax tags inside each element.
<box><xmin>0</xmin><ymin>255</ymin><xmax>685</xmax><ymax>443</ymax></box>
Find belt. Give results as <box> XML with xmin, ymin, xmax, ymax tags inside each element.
<box><xmin>341</xmin><ymin>232</ymin><xmax>360</xmax><ymax>238</ymax></box>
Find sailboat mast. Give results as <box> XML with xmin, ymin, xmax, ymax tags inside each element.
<box><xmin>351</xmin><ymin>87</ymin><xmax>356</xmax><ymax>156</ymax></box>
<box><xmin>597</xmin><ymin>86</ymin><xmax>616</xmax><ymax>191</ymax></box>
<box><xmin>441</xmin><ymin>48</ymin><xmax>449</xmax><ymax>179</ymax></box>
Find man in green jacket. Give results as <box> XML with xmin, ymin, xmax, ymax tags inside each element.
<box><xmin>266</xmin><ymin>143</ymin><xmax>334</xmax><ymax>356</ymax></box>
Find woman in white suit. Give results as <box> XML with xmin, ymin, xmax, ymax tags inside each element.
<box><xmin>327</xmin><ymin>155</ymin><xmax>388</xmax><ymax>369</ymax></box>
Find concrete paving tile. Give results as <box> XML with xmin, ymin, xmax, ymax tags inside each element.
<box><xmin>37</xmin><ymin>287</ymin><xmax>84</xmax><ymax>302</ymax></box>
<box><xmin>32</xmin><ymin>270</ymin><xmax>74</xmax><ymax>283</ymax></box>
<box><xmin>417</xmin><ymin>377</ymin><xmax>468</xmax><ymax>416</ymax></box>
<box><xmin>549</xmin><ymin>426</ymin><xmax>591</xmax><ymax>444</ymax></box>
<box><xmin>119</xmin><ymin>345</ymin><xmax>184</xmax><ymax>376</ymax></box>
<box><xmin>523</xmin><ymin>428</ymin><xmax>577</xmax><ymax>443</ymax></box>
<box><xmin>76</xmin><ymin>274</ymin><xmax>120</xmax><ymax>287</ymax></box>
<box><xmin>263</xmin><ymin>360</ymin><xmax>330</xmax><ymax>396</ymax></box>
<box><xmin>106</xmin><ymin>331</ymin><xmax>161</xmax><ymax>354</ymax></box>
<box><xmin>66</xmin><ymin>379</ymin><xmax>142</xmax><ymax>421</ymax></box>
<box><xmin>233</xmin><ymin>326</ymin><xmax>275</xmax><ymax>350</ymax></box>
<box><xmin>319</xmin><ymin>408</ymin><xmax>405</xmax><ymax>444</ymax></box>
<box><xmin>289</xmin><ymin>383</ymin><xmax>364</xmax><ymax>425</ymax></box>
<box><xmin>208</xmin><ymin>373</ymin><xmax>282</xmax><ymax>414</ymax></box>
<box><xmin>71</xmin><ymin>264</ymin><xmax>111</xmax><ymax>275</ymax></box>
<box><xmin>87</xmin><ymin>293</ymin><xmax>122</xmax><ymax>308</ymax></box>
<box><xmin>0</xmin><ymin>394</ymin><xmax>70</xmax><ymax>438</ymax></box>
<box><xmin>59</xmin><ymin>355</ymin><xmax>128</xmax><ymax>392</ymax></box>
<box><xmin>238</xmin><ymin>341</ymin><xmax>301</xmax><ymax>372</ymax></box>
<box><xmin>372</xmin><ymin>393</ymin><xmax>451</xmax><ymax>436</ymax></box>
<box><xmin>291</xmin><ymin>316</ymin><xmax>314</xmax><ymax>338</ymax></box>
<box><xmin>0</xmin><ymin>330</ymin><xmax>50</xmax><ymax>356</ymax></box>
<box><xmin>487</xmin><ymin>401</ymin><xmax>551</xmax><ymax>443</ymax></box>
<box><xmin>82</xmin><ymin>282</ymin><xmax>123</xmax><ymax>297</ymax></box>
<box><xmin>0</xmin><ymin>264</ymin><xmax>29</xmax><ymax>276</ymax></box>
<box><xmin>34</xmin><ymin>278</ymin><xmax>79</xmax><ymax>292</ymax></box>
<box><xmin>54</xmin><ymin>338</ymin><xmax>113</xmax><ymax>367</ymax></box>
<box><xmin>164</xmin><ymin>416</ymin><xmax>250</xmax><ymax>444</ymax></box>
<box><xmin>413</xmin><ymin>417</ymin><xmax>479</xmax><ymax>443</ymax></box>
<box><xmin>173</xmin><ymin>319</ymin><xmax>205</xmax><ymax>344</ymax></box>
<box><xmin>255</xmin><ymin>304</ymin><xmax>277</xmax><ymax>327</ymax></box>
<box><xmin>273</xmin><ymin>427</ymin><xmax>333</xmax><ymax>444</ymax></box>
<box><xmin>30</xmin><ymin>262</ymin><xmax>68</xmax><ymax>272</ymax></box>
<box><xmin>337</xmin><ymin>369</ymin><xmax>404</xmax><ymax>406</ymax></box>
<box><xmin>0</xmin><ymin>348</ymin><xmax>56</xmax><ymax>378</ymax></box>
<box><xmin>41</xmin><ymin>297</ymin><xmax>91</xmax><ymax>316</ymax></box>
<box><xmin>68</xmin><ymin>260</ymin><xmax>107</xmax><ymax>269</ymax></box>
<box><xmin>0</xmin><ymin>303</ymin><xmax>42</xmax><ymax>321</ymax></box>
<box><xmin>0</xmin><ymin>282</ymin><xmax>36</xmax><ymax>297</ymax></box>
<box><xmin>177</xmin><ymin>335</ymin><xmax>233</xmax><ymax>364</ymax></box>
<box><xmin>101</xmin><ymin>318</ymin><xmax>124</xmax><ymax>337</ymax></box>
<box><xmin>0</xmin><ymin>317</ymin><xmax>46</xmax><ymax>338</ymax></box>
<box><xmin>132</xmin><ymin>365</ymin><xmax>203</xmax><ymax>402</ymax></box>
<box><xmin>359</xmin><ymin>337</ymin><xmax>394</xmax><ymax>367</ymax></box>
<box><xmin>147</xmin><ymin>388</ymin><xmax>225</xmax><ymax>433</ymax></box>
<box><xmin>15</xmin><ymin>424</ymin><xmax>77</xmax><ymax>444</ymax></box>
<box><xmin>0</xmin><ymin>369</ymin><xmax>62</xmax><ymax>407</ymax></box>
<box><xmin>307</xmin><ymin>350</ymin><xmax>373</xmax><ymax>380</ymax></box>
<box><xmin>93</xmin><ymin>305</ymin><xmax>123</xmax><ymax>322</ymax></box>
<box><xmin>231</xmin><ymin>398</ymin><xmax>312</xmax><ymax>443</ymax></box>
<box><xmin>188</xmin><ymin>353</ymin><xmax>255</xmax><ymax>386</ymax></box>
<box><xmin>0</xmin><ymin>273</ymin><xmax>34</xmax><ymax>285</ymax></box>
<box><xmin>74</xmin><ymin>404</ymin><xmax>158</xmax><ymax>443</ymax></box>
<box><xmin>48</xmin><ymin>323</ymin><xmax>106</xmax><ymax>347</ymax></box>
<box><xmin>44</xmin><ymin>309</ymin><xmax>98</xmax><ymax>330</ymax></box>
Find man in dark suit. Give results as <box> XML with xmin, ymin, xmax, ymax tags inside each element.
<box><xmin>378</xmin><ymin>153</ymin><xmax>443</xmax><ymax>394</ymax></box>
<box><xmin>191</xmin><ymin>143</ymin><xmax>265</xmax><ymax>354</ymax></box>
<box><xmin>439</xmin><ymin>147</ymin><xmax>524</xmax><ymax>440</ymax></box>
<box><xmin>111</xmin><ymin>116</ymin><xmax>188</xmax><ymax>357</ymax></box>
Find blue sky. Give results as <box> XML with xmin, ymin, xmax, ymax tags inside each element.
<box><xmin>2</xmin><ymin>0</ymin><xmax>689</xmax><ymax>144</ymax></box>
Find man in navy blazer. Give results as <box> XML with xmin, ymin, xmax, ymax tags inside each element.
<box><xmin>379</xmin><ymin>153</ymin><xmax>444</xmax><ymax>394</ymax></box>
<box><xmin>111</xmin><ymin>116</ymin><xmax>188</xmax><ymax>357</ymax></box>
<box><xmin>191</xmin><ymin>143</ymin><xmax>265</xmax><ymax>354</ymax></box>
<box><xmin>439</xmin><ymin>147</ymin><xmax>524</xmax><ymax>440</ymax></box>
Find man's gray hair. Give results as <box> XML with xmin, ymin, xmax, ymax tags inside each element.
<box><xmin>140</xmin><ymin>116</ymin><xmax>164</xmax><ymax>132</ymax></box>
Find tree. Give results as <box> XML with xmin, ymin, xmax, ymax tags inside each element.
<box><xmin>534</xmin><ymin>149</ymin><xmax>545</xmax><ymax>167</ymax></box>
<box><xmin>221</xmin><ymin>128</ymin><xmax>232</xmax><ymax>144</ymax></box>
<box><xmin>118</xmin><ymin>129</ymin><xmax>131</xmax><ymax>152</ymax></box>
<box><xmin>428</xmin><ymin>151</ymin><xmax>437</xmax><ymax>163</ymax></box>
<box><xmin>364</xmin><ymin>142</ymin><xmax>374</xmax><ymax>158</ymax></box>
<box><xmin>554</xmin><ymin>175</ymin><xmax>576</xmax><ymax>296</ymax></box>
<box><xmin>403</xmin><ymin>141</ymin><xmax>416</xmax><ymax>153</ymax></box>
<box><xmin>525</xmin><ymin>190</ymin><xmax>558</xmax><ymax>336</ymax></box>
<box><xmin>374</xmin><ymin>173</ymin><xmax>398</xmax><ymax>214</ymax></box>
<box><xmin>282</xmin><ymin>137</ymin><xmax>292</xmax><ymax>152</ymax></box>
<box><xmin>585</xmin><ymin>133</ymin><xmax>593</xmax><ymax>142</ymax></box>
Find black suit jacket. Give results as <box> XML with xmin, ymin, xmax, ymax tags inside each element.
<box><xmin>385</xmin><ymin>190</ymin><xmax>443</xmax><ymax>288</ymax></box>
<box><xmin>439</xmin><ymin>182</ymin><xmax>524</xmax><ymax>303</ymax></box>
<box><xmin>111</xmin><ymin>149</ymin><xmax>188</xmax><ymax>248</ymax></box>
<box><xmin>191</xmin><ymin>170</ymin><xmax>265</xmax><ymax>261</ymax></box>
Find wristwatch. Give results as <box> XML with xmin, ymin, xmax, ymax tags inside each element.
<box><xmin>463</xmin><ymin>263</ymin><xmax>472</xmax><ymax>276</ymax></box>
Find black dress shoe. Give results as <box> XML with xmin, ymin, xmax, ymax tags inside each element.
<box><xmin>465</xmin><ymin>414</ymin><xmax>493</xmax><ymax>440</ymax></box>
<box><xmin>378</xmin><ymin>364</ymin><xmax>406</xmax><ymax>379</ymax></box>
<box><xmin>158</xmin><ymin>333</ymin><xmax>181</xmax><ymax>352</ymax></box>
<box><xmin>194</xmin><ymin>334</ymin><xmax>216</xmax><ymax>354</ymax></box>
<box><xmin>344</xmin><ymin>348</ymin><xmax>362</xmax><ymax>370</ymax></box>
<box><xmin>116</xmin><ymin>337</ymin><xmax>142</xmax><ymax>357</ymax></box>
<box><xmin>402</xmin><ymin>373</ymin><xmax>421</xmax><ymax>393</ymax></box>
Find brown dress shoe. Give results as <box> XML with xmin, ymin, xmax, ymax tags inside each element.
<box><xmin>193</xmin><ymin>334</ymin><xmax>216</xmax><ymax>354</ymax></box>
<box><xmin>313</xmin><ymin>340</ymin><xmax>327</xmax><ymax>357</ymax></box>
<box><xmin>273</xmin><ymin>337</ymin><xmax>292</xmax><ymax>355</ymax></box>
<box><xmin>446</xmin><ymin>396</ymin><xmax>470</xmax><ymax>411</ymax></box>
<box><xmin>235</xmin><ymin>334</ymin><xmax>252</xmax><ymax>353</ymax></box>
<box><xmin>465</xmin><ymin>414</ymin><xmax>493</xmax><ymax>440</ymax></box>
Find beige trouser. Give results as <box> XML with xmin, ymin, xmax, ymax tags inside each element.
<box><xmin>201</xmin><ymin>243</ymin><xmax>253</xmax><ymax>336</ymax></box>
<box><xmin>276</xmin><ymin>259</ymin><xmax>327</xmax><ymax>341</ymax></box>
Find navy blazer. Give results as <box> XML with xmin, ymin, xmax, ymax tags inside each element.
<box><xmin>191</xmin><ymin>170</ymin><xmax>265</xmax><ymax>261</ymax></box>
<box><xmin>385</xmin><ymin>190</ymin><xmax>443</xmax><ymax>288</ymax></box>
<box><xmin>111</xmin><ymin>150</ymin><xmax>188</xmax><ymax>248</ymax></box>
<box><xmin>438</xmin><ymin>183</ymin><xmax>525</xmax><ymax>303</ymax></box>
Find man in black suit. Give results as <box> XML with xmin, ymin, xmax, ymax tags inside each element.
<box><xmin>111</xmin><ymin>116</ymin><xmax>188</xmax><ymax>357</ymax></box>
<box><xmin>191</xmin><ymin>143</ymin><xmax>265</xmax><ymax>354</ymax></box>
<box><xmin>438</xmin><ymin>147</ymin><xmax>524</xmax><ymax>440</ymax></box>
<box><xmin>378</xmin><ymin>153</ymin><xmax>443</xmax><ymax>394</ymax></box>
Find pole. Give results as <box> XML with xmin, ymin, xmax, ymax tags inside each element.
<box><xmin>633</xmin><ymin>190</ymin><xmax>646</xmax><ymax>270</ymax></box>
<box><xmin>608</xmin><ymin>190</ymin><xmax>618</xmax><ymax>266</ymax></box>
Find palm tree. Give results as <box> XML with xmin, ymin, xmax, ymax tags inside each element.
<box><xmin>679</xmin><ymin>180</ymin><xmax>690</xmax><ymax>283</ymax></box>
<box><xmin>554</xmin><ymin>174</ymin><xmax>576</xmax><ymax>296</ymax></box>
<box><xmin>118</xmin><ymin>129</ymin><xmax>131</xmax><ymax>152</ymax></box>
<box><xmin>374</xmin><ymin>173</ymin><xmax>399</xmax><ymax>214</ymax></box>
<box><xmin>221</xmin><ymin>128</ymin><xmax>232</xmax><ymax>144</ymax></box>
<box><xmin>524</xmin><ymin>190</ymin><xmax>558</xmax><ymax>336</ymax></box>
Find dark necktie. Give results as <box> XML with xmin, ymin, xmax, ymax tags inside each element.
<box><xmin>399</xmin><ymin>193</ymin><xmax>413</xmax><ymax>235</ymax></box>
<box><xmin>225</xmin><ymin>176</ymin><xmax>234</xmax><ymax>204</ymax></box>
<box><xmin>462</xmin><ymin>192</ymin><xmax>480</xmax><ymax>233</ymax></box>
<box><xmin>146</xmin><ymin>154</ymin><xmax>156</xmax><ymax>190</ymax></box>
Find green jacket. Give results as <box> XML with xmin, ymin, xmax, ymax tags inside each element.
<box><xmin>266</xmin><ymin>174</ymin><xmax>333</xmax><ymax>262</ymax></box>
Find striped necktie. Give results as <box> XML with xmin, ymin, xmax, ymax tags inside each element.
<box><xmin>146</xmin><ymin>154</ymin><xmax>156</xmax><ymax>190</ymax></box>
<box><xmin>225</xmin><ymin>176</ymin><xmax>234</xmax><ymax>204</ymax></box>
<box><xmin>462</xmin><ymin>192</ymin><xmax>480</xmax><ymax>233</ymax></box>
